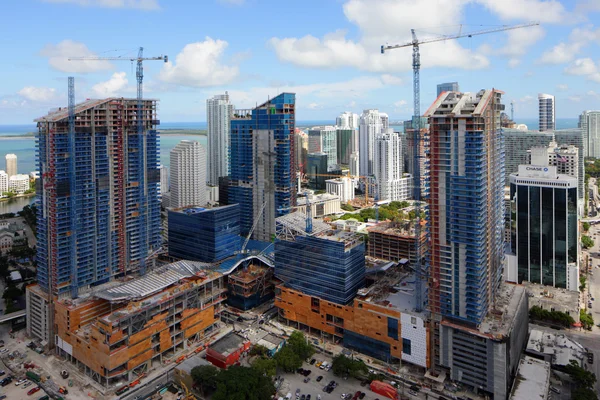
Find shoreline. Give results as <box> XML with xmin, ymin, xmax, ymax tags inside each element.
<box><xmin>0</xmin><ymin>193</ymin><xmax>36</xmax><ymax>203</ymax></box>
<box><xmin>0</xmin><ymin>129</ymin><xmax>207</xmax><ymax>138</ymax></box>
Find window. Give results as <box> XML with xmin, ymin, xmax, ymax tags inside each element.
<box><xmin>411</xmin><ymin>316</ymin><xmax>417</xmax><ymax>325</ymax></box>
<box><xmin>326</xmin><ymin>314</ymin><xmax>333</xmax><ymax>322</ymax></box>
<box><xmin>402</xmin><ymin>338</ymin><xmax>412</xmax><ymax>355</ymax></box>
<box><xmin>387</xmin><ymin>317</ymin><xmax>399</xmax><ymax>340</ymax></box>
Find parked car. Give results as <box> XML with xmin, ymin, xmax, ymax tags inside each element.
<box><xmin>316</xmin><ymin>376</ymin><xmax>323</xmax><ymax>382</ymax></box>
<box><xmin>310</xmin><ymin>359</ymin><xmax>316</xmax><ymax>365</ymax></box>
<box><xmin>116</xmin><ymin>386</ymin><xmax>130</xmax><ymax>395</ymax></box>
<box><xmin>27</xmin><ymin>386</ymin><xmax>41</xmax><ymax>396</ymax></box>
<box><xmin>304</xmin><ymin>377</ymin><xmax>311</xmax><ymax>383</ymax></box>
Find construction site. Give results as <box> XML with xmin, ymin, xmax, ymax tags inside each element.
<box><xmin>367</xmin><ymin>220</ymin><xmax>428</xmax><ymax>264</ymax></box>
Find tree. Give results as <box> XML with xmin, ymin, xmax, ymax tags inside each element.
<box><xmin>580</xmin><ymin>309</ymin><xmax>595</xmax><ymax>330</ymax></box>
<box><xmin>580</xmin><ymin>276</ymin><xmax>587</xmax><ymax>292</ymax></box>
<box><xmin>331</xmin><ymin>354</ymin><xmax>368</xmax><ymax>379</ymax></box>
<box><xmin>274</xmin><ymin>345</ymin><xmax>302</xmax><ymax>372</ymax></box>
<box><xmin>212</xmin><ymin>366</ymin><xmax>274</xmax><ymax>400</ymax></box>
<box><xmin>190</xmin><ymin>365</ymin><xmax>220</xmax><ymax>395</ymax></box>
<box><xmin>249</xmin><ymin>344</ymin><xmax>269</xmax><ymax>357</ymax></box>
<box><xmin>529</xmin><ymin>305</ymin><xmax>575</xmax><ymax>328</ymax></box>
<box><xmin>287</xmin><ymin>331</ymin><xmax>315</xmax><ymax>361</ymax></box>
<box><xmin>583</xmin><ymin>222</ymin><xmax>591</xmax><ymax>232</ymax></box>
<box><xmin>582</xmin><ymin>235</ymin><xmax>594</xmax><ymax>249</ymax></box>
<box><xmin>3</xmin><ymin>284</ymin><xmax>21</xmax><ymax>302</ymax></box>
<box><xmin>573</xmin><ymin>386</ymin><xmax>598</xmax><ymax>400</ymax></box>
<box><xmin>341</xmin><ymin>203</ymin><xmax>354</xmax><ymax>212</ymax></box>
<box><xmin>565</xmin><ymin>359</ymin><xmax>597</xmax><ymax>386</ymax></box>
<box><xmin>252</xmin><ymin>357</ymin><xmax>277</xmax><ymax>378</ymax></box>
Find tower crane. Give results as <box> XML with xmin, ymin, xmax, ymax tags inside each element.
<box><xmin>381</xmin><ymin>22</ymin><xmax>539</xmax><ymax>312</ymax></box>
<box><xmin>69</xmin><ymin>47</ymin><xmax>167</xmax><ymax>275</ymax></box>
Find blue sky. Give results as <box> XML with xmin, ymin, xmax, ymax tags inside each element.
<box><xmin>1</xmin><ymin>0</ymin><xmax>600</xmax><ymax>124</ymax></box>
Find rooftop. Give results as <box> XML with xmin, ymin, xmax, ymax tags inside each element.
<box><xmin>209</xmin><ymin>333</ymin><xmax>247</xmax><ymax>356</ymax></box>
<box><xmin>35</xmin><ymin>97</ymin><xmax>157</xmax><ymax>123</ymax></box>
<box><xmin>521</xmin><ymin>282</ymin><xmax>580</xmax><ymax>321</ymax></box>
<box><xmin>367</xmin><ymin>220</ymin><xmax>423</xmax><ymax>239</ymax></box>
<box><xmin>478</xmin><ymin>283</ymin><xmax>527</xmax><ymax>338</ymax></box>
<box><xmin>256</xmin><ymin>333</ymin><xmax>285</xmax><ymax>351</ymax></box>
<box><xmin>176</xmin><ymin>355</ymin><xmax>212</xmax><ymax>375</ymax></box>
<box><xmin>509</xmin><ymin>356</ymin><xmax>550</xmax><ymax>400</ymax></box>
<box><xmin>314</xmin><ymin>229</ymin><xmax>363</xmax><ymax>249</ymax></box>
<box><xmin>275</xmin><ymin>211</ymin><xmax>331</xmax><ymax>237</ymax></box>
<box><xmin>297</xmin><ymin>193</ymin><xmax>340</xmax><ymax>205</ymax></box>
<box><xmin>169</xmin><ymin>203</ymin><xmax>239</xmax><ymax>215</ymax></box>
<box><xmin>526</xmin><ymin>328</ymin><xmax>586</xmax><ymax>366</ymax></box>
<box><xmin>95</xmin><ymin>260</ymin><xmax>220</xmax><ymax>302</ymax></box>
<box><xmin>357</xmin><ymin>266</ymin><xmax>425</xmax><ymax>316</ymax></box>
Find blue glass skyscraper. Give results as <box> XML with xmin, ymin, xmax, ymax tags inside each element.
<box><xmin>229</xmin><ymin>93</ymin><xmax>296</xmax><ymax>241</ymax></box>
<box><xmin>34</xmin><ymin>98</ymin><xmax>161</xmax><ymax>298</ymax></box>
<box><xmin>425</xmin><ymin>89</ymin><xmax>505</xmax><ymax>325</ymax></box>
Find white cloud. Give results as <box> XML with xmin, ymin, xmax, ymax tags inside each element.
<box><xmin>159</xmin><ymin>38</ymin><xmax>239</xmax><ymax>87</ymax></box>
<box><xmin>556</xmin><ymin>84</ymin><xmax>569</xmax><ymax>91</ymax></box>
<box><xmin>381</xmin><ymin>74</ymin><xmax>403</xmax><ymax>85</ymax></box>
<box><xmin>92</xmin><ymin>72</ymin><xmax>129</xmax><ymax>97</ymax></box>
<box><xmin>564</xmin><ymin>58</ymin><xmax>600</xmax><ymax>82</ymax></box>
<box><xmin>539</xmin><ymin>25</ymin><xmax>600</xmax><ymax>64</ymax></box>
<box><xmin>17</xmin><ymin>87</ymin><xmax>57</xmax><ymax>102</ymax></box>
<box><xmin>269</xmin><ymin>0</ymin><xmax>564</xmax><ymax>73</ymax></box>
<box><xmin>519</xmin><ymin>95</ymin><xmax>534</xmax><ymax>103</ymax></box>
<box><xmin>40</xmin><ymin>40</ymin><xmax>113</xmax><ymax>73</ymax></box>
<box><xmin>217</xmin><ymin>0</ymin><xmax>244</xmax><ymax>4</ymax></box>
<box><xmin>476</xmin><ymin>0</ymin><xmax>567</xmax><ymax>23</ymax></box>
<box><xmin>42</xmin><ymin>0</ymin><xmax>160</xmax><ymax>10</ymax></box>
<box><xmin>568</xmin><ymin>95</ymin><xmax>582</xmax><ymax>102</ymax></box>
<box><xmin>508</xmin><ymin>59</ymin><xmax>521</xmax><ymax>68</ymax></box>
<box><xmin>307</xmin><ymin>103</ymin><xmax>321</xmax><ymax>109</ymax></box>
<box><xmin>226</xmin><ymin>75</ymin><xmax>394</xmax><ymax>109</ymax></box>
<box><xmin>499</xmin><ymin>25</ymin><xmax>545</xmax><ymax>58</ymax></box>
<box><xmin>394</xmin><ymin>100</ymin><xmax>407</xmax><ymax>107</ymax></box>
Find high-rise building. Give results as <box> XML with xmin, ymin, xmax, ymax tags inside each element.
<box><xmin>275</xmin><ymin>229</ymin><xmax>365</xmax><ymax>305</ymax></box>
<box><xmin>0</xmin><ymin>170</ymin><xmax>8</xmax><ymax>194</ymax></box>
<box><xmin>426</xmin><ymin>89</ymin><xmax>505</xmax><ymax>325</ymax></box>
<box><xmin>294</xmin><ymin>129</ymin><xmax>308</xmax><ymax>174</ymax></box>
<box><xmin>379</xmin><ymin>112</ymin><xmax>389</xmax><ymax>132</ymax></box>
<box><xmin>308</xmin><ymin>126</ymin><xmax>337</xmax><ymax>169</ymax></box>
<box><xmin>336</xmin><ymin>128</ymin><xmax>354</xmax><ymax>165</ymax></box>
<box><xmin>403</xmin><ymin>117</ymin><xmax>429</xmax><ymax>195</ymax></box>
<box><xmin>207</xmin><ymin>93</ymin><xmax>234</xmax><ymax>186</ymax></box>
<box><xmin>336</xmin><ymin>111</ymin><xmax>359</xmax><ymax>129</ymax></box>
<box><xmin>579</xmin><ymin>110</ymin><xmax>600</xmax><ymax>158</ymax></box>
<box><xmin>159</xmin><ymin>164</ymin><xmax>169</xmax><ymax>195</ymax></box>
<box><xmin>554</xmin><ymin>128</ymin><xmax>585</xmax><ymax>202</ymax></box>
<box><xmin>503</xmin><ymin>129</ymin><xmax>554</xmax><ymax>185</ymax></box>
<box><xmin>5</xmin><ymin>154</ymin><xmax>17</xmax><ymax>178</ymax></box>
<box><xmin>538</xmin><ymin>93</ymin><xmax>555</xmax><ymax>132</ymax></box>
<box><xmin>349</xmin><ymin>151</ymin><xmax>359</xmax><ymax>177</ymax></box>
<box><xmin>33</xmin><ymin>98</ymin><xmax>162</xmax><ymax>298</ymax></box>
<box><xmin>437</xmin><ymin>82</ymin><xmax>459</xmax><ymax>97</ymax></box>
<box><xmin>359</xmin><ymin>109</ymin><xmax>384</xmax><ymax>176</ymax></box>
<box><xmin>170</xmin><ymin>140</ymin><xmax>207</xmax><ymax>209</ymax></box>
<box><xmin>426</xmin><ymin>90</ymin><xmax>529</xmax><ymax>398</ymax></box>
<box><xmin>168</xmin><ymin>204</ymin><xmax>241</xmax><ymax>263</ymax></box>
<box><xmin>374</xmin><ymin>132</ymin><xmax>410</xmax><ymax>201</ymax></box>
<box><xmin>307</xmin><ymin>153</ymin><xmax>329</xmax><ymax>190</ymax></box>
<box><xmin>326</xmin><ymin>177</ymin><xmax>354</xmax><ymax>203</ymax></box>
<box><xmin>229</xmin><ymin>93</ymin><xmax>296</xmax><ymax>241</ymax></box>
<box><xmin>506</xmin><ymin>165</ymin><xmax>579</xmax><ymax>291</ymax></box>
<box><xmin>529</xmin><ymin>141</ymin><xmax>580</xmax><ymax>195</ymax></box>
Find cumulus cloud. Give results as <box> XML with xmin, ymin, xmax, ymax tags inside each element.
<box><xmin>17</xmin><ymin>87</ymin><xmax>57</xmax><ymax>102</ymax></box>
<box><xmin>226</xmin><ymin>75</ymin><xmax>395</xmax><ymax>109</ymax></box>
<box><xmin>556</xmin><ymin>84</ymin><xmax>569</xmax><ymax>91</ymax></box>
<box><xmin>92</xmin><ymin>72</ymin><xmax>129</xmax><ymax>97</ymax></box>
<box><xmin>42</xmin><ymin>0</ymin><xmax>160</xmax><ymax>10</ymax></box>
<box><xmin>381</xmin><ymin>74</ymin><xmax>403</xmax><ymax>85</ymax></box>
<box><xmin>539</xmin><ymin>25</ymin><xmax>600</xmax><ymax>64</ymax></box>
<box><xmin>564</xmin><ymin>58</ymin><xmax>600</xmax><ymax>82</ymax></box>
<box><xmin>159</xmin><ymin>38</ymin><xmax>239</xmax><ymax>87</ymax></box>
<box><xmin>508</xmin><ymin>59</ymin><xmax>521</xmax><ymax>68</ymax></box>
<box><xmin>40</xmin><ymin>40</ymin><xmax>113</xmax><ymax>73</ymax></box>
<box><xmin>269</xmin><ymin>0</ymin><xmax>561</xmax><ymax>73</ymax></box>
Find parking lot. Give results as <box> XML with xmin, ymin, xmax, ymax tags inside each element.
<box><xmin>275</xmin><ymin>354</ymin><xmax>422</xmax><ymax>400</ymax></box>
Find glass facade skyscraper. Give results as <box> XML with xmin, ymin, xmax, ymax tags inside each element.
<box><xmin>425</xmin><ymin>89</ymin><xmax>505</xmax><ymax>325</ymax></box>
<box><xmin>275</xmin><ymin>231</ymin><xmax>365</xmax><ymax>305</ymax></box>
<box><xmin>508</xmin><ymin>166</ymin><xmax>578</xmax><ymax>291</ymax></box>
<box><xmin>436</xmin><ymin>82</ymin><xmax>459</xmax><ymax>97</ymax></box>
<box><xmin>229</xmin><ymin>93</ymin><xmax>296</xmax><ymax>241</ymax></box>
<box><xmin>168</xmin><ymin>204</ymin><xmax>241</xmax><ymax>263</ymax></box>
<box><xmin>35</xmin><ymin>98</ymin><xmax>161</xmax><ymax>298</ymax></box>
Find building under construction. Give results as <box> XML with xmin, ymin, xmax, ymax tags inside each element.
<box><xmin>226</xmin><ymin>261</ymin><xmax>275</xmax><ymax>311</ymax></box>
<box><xmin>367</xmin><ymin>220</ymin><xmax>427</xmax><ymax>264</ymax></box>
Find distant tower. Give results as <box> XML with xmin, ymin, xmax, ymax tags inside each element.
<box><xmin>358</xmin><ymin>109</ymin><xmax>384</xmax><ymax>176</ymax></box>
<box><xmin>538</xmin><ymin>93</ymin><xmax>555</xmax><ymax>131</ymax></box>
<box><xmin>5</xmin><ymin>154</ymin><xmax>16</xmax><ymax>178</ymax></box>
<box><xmin>437</xmin><ymin>82</ymin><xmax>459</xmax><ymax>97</ymax></box>
<box><xmin>510</xmin><ymin>101</ymin><xmax>514</xmax><ymax>121</ymax></box>
<box><xmin>170</xmin><ymin>140</ymin><xmax>207</xmax><ymax>208</ymax></box>
<box><xmin>207</xmin><ymin>93</ymin><xmax>234</xmax><ymax>187</ymax></box>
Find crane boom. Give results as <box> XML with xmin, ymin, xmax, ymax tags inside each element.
<box><xmin>381</xmin><ymin>22</ymin><xmax>539</xmax><ymax>314</ymax></box>
<box><xmin>381</xmin><ymin>22</ymin><xmax>539</xmax><ymax>52</ymax></box>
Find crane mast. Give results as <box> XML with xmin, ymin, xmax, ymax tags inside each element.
<box><xmin>381</xmin><ymin>22</ymin><xmax>539</xmax><ymax>313</ymax></box>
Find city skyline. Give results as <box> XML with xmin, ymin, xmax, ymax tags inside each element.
<box><xmin>1</xmin><ymin>0</ymin><xmax>600</xmax><ymax>124</ymax></box>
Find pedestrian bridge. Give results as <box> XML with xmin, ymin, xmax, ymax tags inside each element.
<box><xmin>0</xmin><ymin>310</ymin><xmax>26</xmax><ymax>323</ymax></box>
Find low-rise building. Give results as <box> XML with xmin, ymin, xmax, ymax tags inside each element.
<box><xmin>296</xmin><ymin>192</ymin><xmax>341</xmax><ymax>217</ymax></box>
<box><xmin>9</xmin><ymin>174</ymin><xmax>29</xmax><ymax>194</ymax></box>
<box><xmin>255</xmin><ymin>333</ymin><xmax>285</xmax><ymax>357</ymax></box>
<box><xmin>509</xmin><ymin>356</ymin><xmax>551</xmax><ymax>400</ymax></box>
<box><xmin>0</xmin><ymin>170</ymin><xmax>8</xmax><ymax>195</ymax></box>
<box><xmin>367</xmin><ymin>220</ymin><xmax>427</xmax><ymax>264</ymax></box>
<box><xmin>526</xmin><ymin>328</ymin><xmax>586</xmax><ymax>367</ymax></box>
<box><xmin>174</xmin><ymin>355</ymin><xmax>213</xmax><ymax>392</ymax></box>
<box><xmin>206</xmin><ymin>333</ymin><xmax>251</xmax><ymax>369</ymax></box>
<box><xmin>326</xmin><ymin>177</ymin><xmax>354</xmax><ymax>203</ymax></box>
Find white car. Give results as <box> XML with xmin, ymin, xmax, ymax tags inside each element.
<box><xmin>15</xmin><ymin>379</ymin><xmax>27</xmax><ymax>386</ymax></box>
